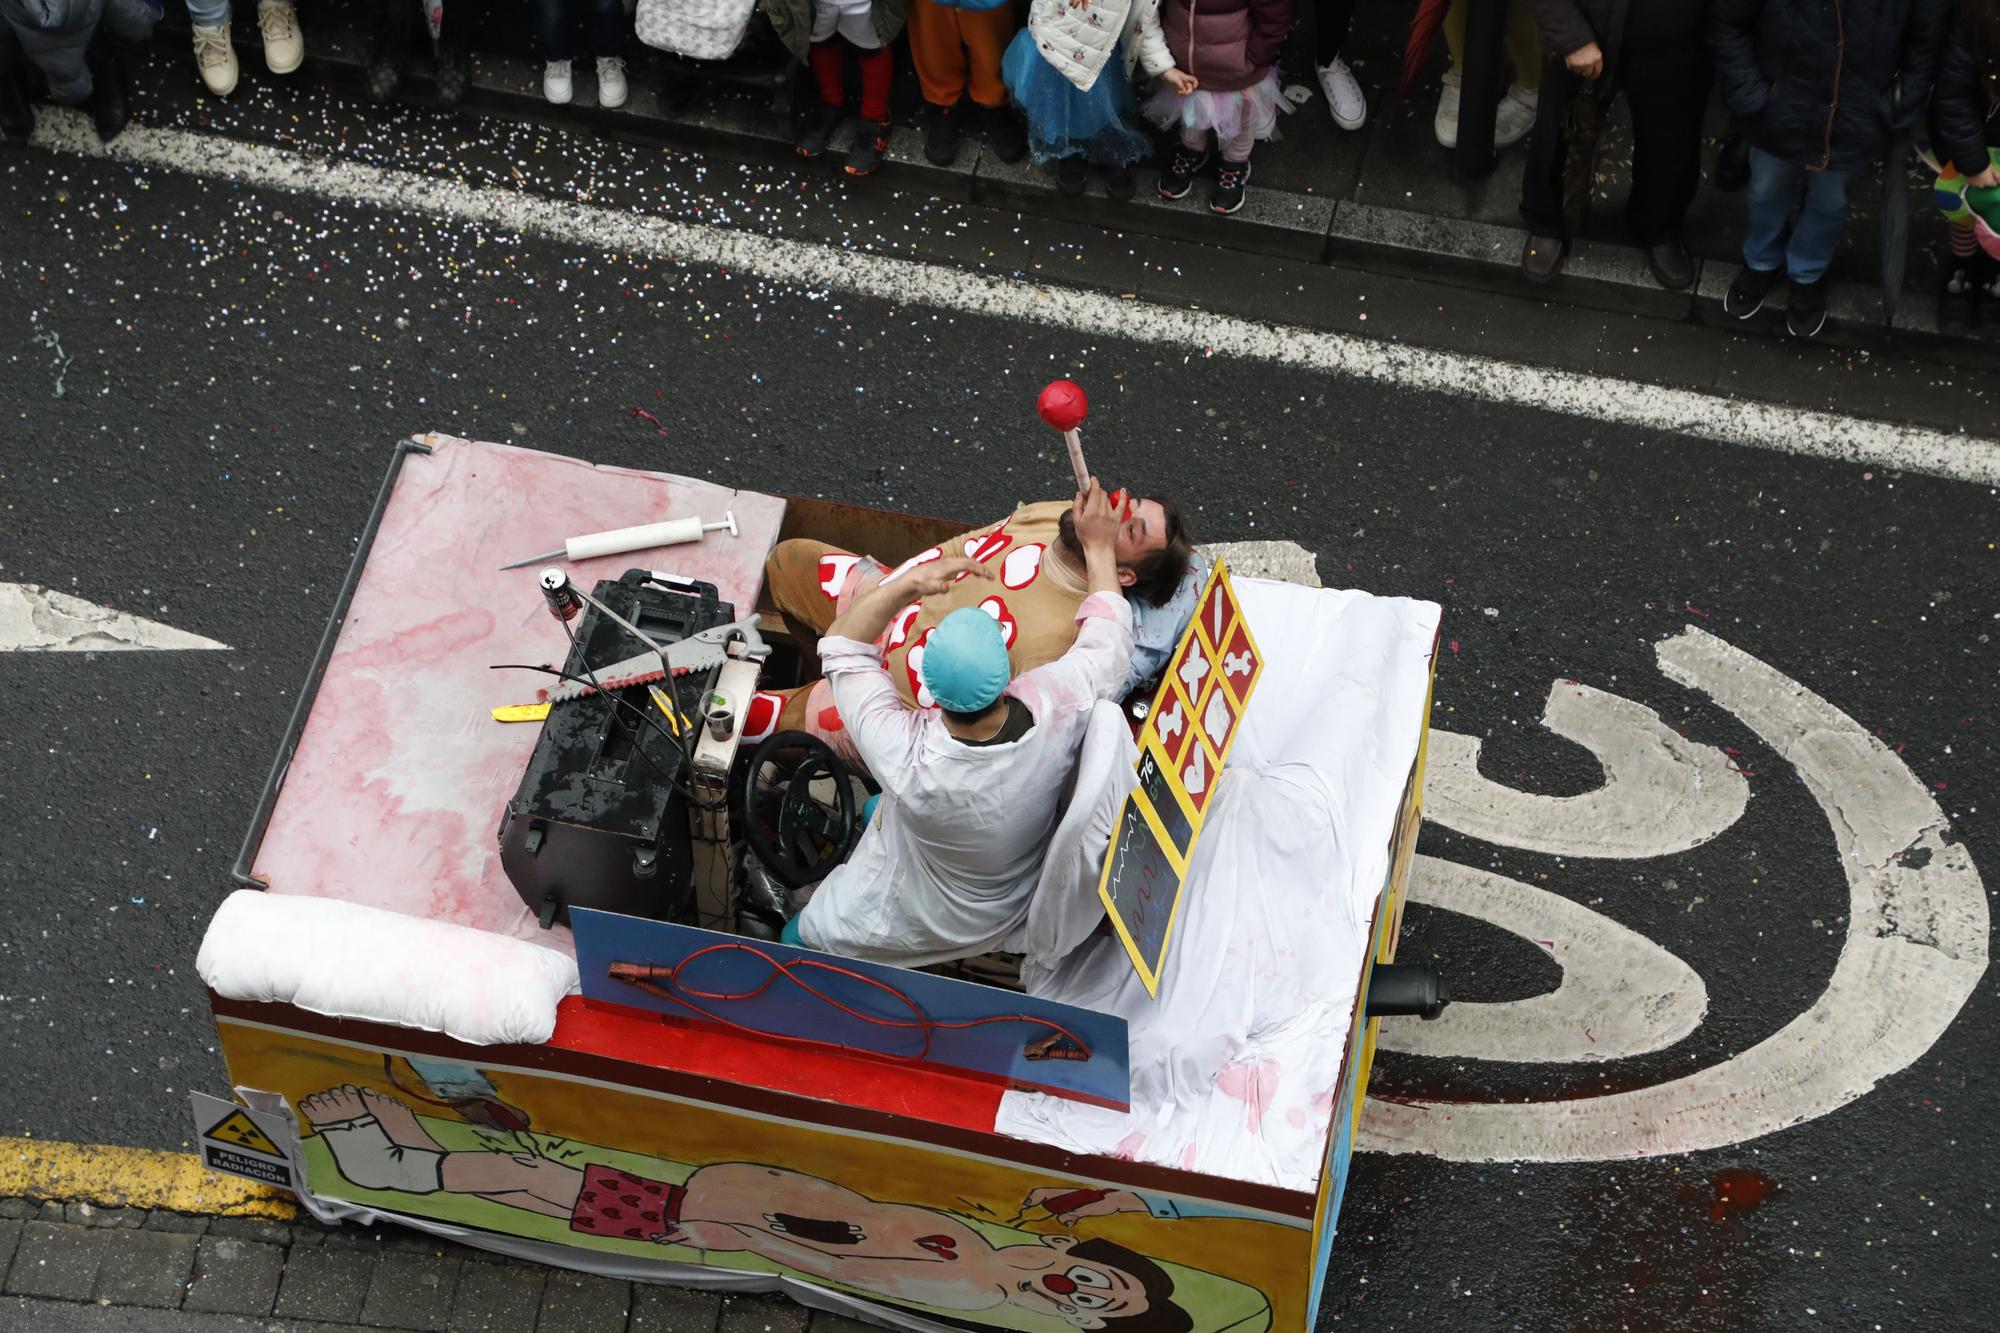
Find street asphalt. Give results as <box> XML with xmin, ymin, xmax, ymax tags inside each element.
<box><xmin>1</xmin><ymin>63</ymin><xmax>1996</xmax><ymax>1333</ymax></box>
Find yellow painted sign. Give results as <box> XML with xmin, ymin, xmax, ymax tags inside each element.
<box><xmin>1097</xmin><ymin>561</ymin><xmax>1263</xmax><ymax>995</ymax></box>
<box><xmin>204</xmin><ymin>1108</ymin><xmax>283</xmax><ymax>1158</ymax></box>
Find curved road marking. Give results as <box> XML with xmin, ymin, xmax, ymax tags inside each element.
<box><xmin>0</xmin><ymin>582</ymin><xmax>231</xmax><ymax>652</ymax></box>
<box><xmin>1361</xmin><ymin>626</ymin><xmax>1988</xmax><ymax>1162</ymax></box>
<box><xmin>1425</xmin><ymin>680</ymin><xmax>1748</xmax><ymax>858</ymax></box>
<box><xmin>1378</xmin><ymin>855</ymin><xmax>1708</xmax><ymax>1063</ymax></box>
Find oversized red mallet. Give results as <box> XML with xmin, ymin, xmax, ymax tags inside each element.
<box><xmin>1037</xmin><ymin>379</ymin><xmax>1091</xmax><ymax>492</ymax></box>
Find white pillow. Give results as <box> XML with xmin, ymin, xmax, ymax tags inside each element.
<box><xmin>196</xmin><ymin>890</ymin><xmax>578</xmax><ymax>1046</ymax></box>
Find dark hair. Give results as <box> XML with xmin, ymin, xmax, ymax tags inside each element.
<box><xmin>1067</xmin><ymin>1239</ymin><xmax>1193</xmax><ymax>1333</ymax></box>
<box><xmin>1125</xmin><ymin>497</ymin><xmax>1194</xmax><ymax>609</ymax></box>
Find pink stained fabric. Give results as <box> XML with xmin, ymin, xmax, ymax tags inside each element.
<box><xmin>246</xmin><ymin>434</ymin><xmax>787</xmax><ymax>953</ymax></box>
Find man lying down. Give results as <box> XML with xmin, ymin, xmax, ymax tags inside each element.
<box><xmin>781</xmin><ymin>482</ymin><xmax>1135</xmax><ymax>968</ymax></box>
<box><xmin>750</xmin><ymin>483</ymin><xmax>1198</xmax><ymax>763</ymax></box>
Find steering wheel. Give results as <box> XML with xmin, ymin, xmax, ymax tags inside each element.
<box><xmin>738</xmin><ymin>731</ymin><xmax>859</xmax><ymax>889</ymax></box>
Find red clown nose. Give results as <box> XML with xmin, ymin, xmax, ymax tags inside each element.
<box><xmin>1037</xmin><ymin>380</ymin><xmax>1089</xmax><ymax>432</ymax></box>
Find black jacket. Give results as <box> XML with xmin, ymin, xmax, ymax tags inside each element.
<box><xmin>1929</xmin><ymin>4</ymin><xmax>2000</xmax><ymax>176</ymax></box>
<box><xmin>1709</xmin><ymin>0</ymin><xmax>1953</xmax><ymax>170</ymax></box>
<box><xmin>1527</xmin><ymin>0</ymin><xmax>1707</xmax><ymax>62</ymax></box>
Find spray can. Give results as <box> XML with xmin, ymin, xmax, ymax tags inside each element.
<box><xmin>538</xmin><ymin>568</ymin><xmax>582</xmax><ymax>623</ymax></box>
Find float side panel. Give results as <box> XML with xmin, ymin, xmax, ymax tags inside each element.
<box><xmin>217</xmin><ymin>1017</ymin><xmax>1314</xmax><ymax>1333</ymax></box>
<box><xmin>1299</xmin><ymin>645</ymin><xmax>1435</xmax><ymax>1326</ymax></box>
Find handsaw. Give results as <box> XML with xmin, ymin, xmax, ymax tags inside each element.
<box><xmin>539</xmin><ymin>617</ymin><xmax>768</xmax><ymax>704</ymax></box>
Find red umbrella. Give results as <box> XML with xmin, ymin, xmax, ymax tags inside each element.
<box><xmin>1398</xmin><ymin>0</ymin><xmax>1452</xmax><ymax>97</ymax></box>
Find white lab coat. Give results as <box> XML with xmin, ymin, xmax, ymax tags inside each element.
<box><xmin>796</xmin><ymin>592</ymin><xmax>1135</xmax><ymax>968</ymax></box>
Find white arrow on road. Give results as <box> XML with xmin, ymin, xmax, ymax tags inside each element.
<box><xmin>0</xmin><ymin>583</ymin><xmax>232</xmax><ymax>652</ymax></box>
<box><xmin>1362</xmin><ymin>627</ymin><xmax>1988</xmax><ymax>1162</ymax></box>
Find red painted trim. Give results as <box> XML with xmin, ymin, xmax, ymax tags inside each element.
<box><xmin>571</xmin><ymin>992</ymin><xmax>1130</xmax><ymax>1116</ymax></box>
<box><xmin>209</xmin><ymin>994</ymin><xmax>1314</xmax><ymax>1221</ymax></box>
<box><xmin>559</xmin><ymin>997</ymin><xmax>1007</xmax><ymax>1129</ymax></box>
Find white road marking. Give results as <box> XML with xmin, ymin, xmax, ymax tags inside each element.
<box><xmin>1361</xmin><ymin>627</ymin><xmax>1988</xmax><ymax>1162</ymax></box>
<box><xmin>0</xmin><ymin>582</ymin><xmax>232</xmax><ymax>652</ymax></box>
<box><xmin>1378</xmin><ymin>854</ymin><xmax>1707</xmax><ymax>1063</ymax></box>
<box><xmin>1424</xmin><ymin>680</ymin><xmax>1749</xmax><ymax>858</ymax></box>
<box><xmin>26</xmin><ymin>112</ymin><xmax>2000</xmax><ymax>488</ymax></box>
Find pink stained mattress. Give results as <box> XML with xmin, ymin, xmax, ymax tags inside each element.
<box><xmin>246</xmin><ymin>434</ymin><xmax>787</xmax><ymax>951</ymax></box>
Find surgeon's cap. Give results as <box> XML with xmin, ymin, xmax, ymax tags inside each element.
<box><xmin>921</xmin><ymin>608</ymin><xmax>1011</xmax><ymax>713</ymax></box>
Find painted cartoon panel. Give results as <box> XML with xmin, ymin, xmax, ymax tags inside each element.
<box><xmin>218</xmin><ymin>1021</ymin><xmax>1311</xmax><ymax>1333</ymax></box>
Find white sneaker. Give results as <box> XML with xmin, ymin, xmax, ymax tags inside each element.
<box><xmin>596</xmin><ymin>56</ymin><xmax>627</xmax><ymax>109</ymax></box>
<box><xmin>191</xmin><ymin>23</ymin><xmax>238</xmax><ymax>96</ymax></box>
<box><xmin>1494</xmin><ymin>82</ymin><xmax>1537</xmax><ymax>147</ymax></box>
<box><xmin>1317</xmin><ymin>57</ymin><xmax>1366</xmax><ymax>130</ymax></box>
<box><xmin>257</xmin><ymin>0</ymin><xmax>303</xmax><ymax>74</ymax></box>
<box><xmin>543</xmin><ymin>59</ymin><xmax>573</xmax><ymax>105</ymax></box>
<box><xmin>1434</xmin><ymin>68</ymin><xmax>1460</xmax><ymax>147</ymax></box>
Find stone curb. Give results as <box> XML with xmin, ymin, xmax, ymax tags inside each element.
<box><xmin>139</xmin><ymin>15</ymin><xmax>2000</xmax><ymax>376</ymax></box>
<box><xmin>0</xmin><ymin>1197</ymin><xmax>846</xmax><ymax>1333</ymax></box>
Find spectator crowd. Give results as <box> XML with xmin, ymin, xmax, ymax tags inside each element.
<box><xmin>3</xmin><ymin>0</ymin><xmax>1998</xmax><ymax>336</ymax></box>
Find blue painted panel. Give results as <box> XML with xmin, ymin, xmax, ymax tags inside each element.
<box><xmin>571</xmin><ymin>909</ymin><xmax>1130</xmax><ymax>1108</ymax></box>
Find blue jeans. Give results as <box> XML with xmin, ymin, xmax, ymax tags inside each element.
<box><xmin>536</xmin><ymin>0</ymin><xmax>624</xmax><ymax>61</ymax></box>
<box><xmin>1742</xmin><ymin>146</ymin><xmax>1855</xmax><ymax>284</ymax></box>
<box><xmin>186</xmin><ymin>0</ymin><xmax>229</xmax><ymax>26</ymax></box>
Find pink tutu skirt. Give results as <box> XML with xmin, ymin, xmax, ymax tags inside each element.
<box><xmin>1143</xmin><ymin>69</ymin><xmax>1291</xmax><ymax>143</ymax></box>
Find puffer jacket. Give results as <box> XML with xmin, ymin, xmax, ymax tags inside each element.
<box><xmin>761</xmin><ymin>0</ymin><xmax>907</xmax><ymax>63</ymax></box>
<box><xmin>1709</xmin><ymin>0</ymin><xmax>1952</xmax><ymax>170</ymax></box>
<box><xmin>0</xmin><ymin>0</ymin><xmax>155</xmax><ymax>103</ymax></box>
<box><xmin>1930</xmin><ymin>1</ymin><xmax>2000</xmax><ymax>176</ymax></box>
<box><xmin>1024</xmin><ymin>0</ymin><xmax>1174</xmax><ymax>92</ymax></box>
<box><xmin>1157</xmin><ymin>0</ymin><xmax>1291</xmax><ymax>92</ymax></box>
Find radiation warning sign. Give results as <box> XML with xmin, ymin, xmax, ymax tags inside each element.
<box><xmin>1097</xmin><ymin>560</ymin><xmax>1263</xmax><ymax>995</ymax></box>
<box><xmin>190</xmin><ymin>1091</ymin><xmax>298</xmax><ymax>1191</ymax></box>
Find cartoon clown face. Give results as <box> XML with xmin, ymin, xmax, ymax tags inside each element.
<box><xmin>997</xmin><ymin>1235</ymin><xmax>1161</xmax><ymax>1330</ymax></box>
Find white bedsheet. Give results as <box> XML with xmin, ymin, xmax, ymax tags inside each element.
<box><xmin>993</xmin><ymin>581</ymin><xmax>1440</xmax><ymax>1192</ymax></box>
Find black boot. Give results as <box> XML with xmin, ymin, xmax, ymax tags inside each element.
<box><xmin>432</xmin><ymin>34</ymin><xmax>468</xmax><ymax>107</ymax></box>
<box><xmin>1938</xmin><ymin>258</ymin><xmax>1978</xmax><ymax>338</ymax></box>
<box><xmin>366</xmin><ymin>0</ymin><xmax>411</xmax><ymax>103</ymax></box>
<box><xmin>85</xmin><ymin>37</ymin><xmax>130</xmax><ymax>141</ymax></box>
<box><xmin>0</xmin><ymin>26</ymin><xmax>32</xmax><ymax>144</ymax></box>
<box><xmin>979</xmin><ymin>101</ymin><xmax>1026</xmax><ymax>164</ymax></box>
<box><xmin>922</xmin><ymin>100</ymin><xmax>960</xmax><ymax>166</ymax></box>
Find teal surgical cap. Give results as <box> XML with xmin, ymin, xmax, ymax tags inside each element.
<box><xmin>922</xmin><ymin>608</ymin><xmax>1011</xmax><ymax>713</ymax></box>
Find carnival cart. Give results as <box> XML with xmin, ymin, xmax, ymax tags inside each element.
<box><xmin>193</xmin><ymin>433</ymin><xmax>1443</xmax><ymax>1333</ymax></box>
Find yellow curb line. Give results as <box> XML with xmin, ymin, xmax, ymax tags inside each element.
<box><xmin>1</xmin><ymin>1137</ymin><xmax>297</xmax><ymax>1220</ymax></box>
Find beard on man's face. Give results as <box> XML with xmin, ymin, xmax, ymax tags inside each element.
<box><xmin>1056</xmin><ymin>508</ymin><xmax>1082</xmax><ymax>560</ymax></box>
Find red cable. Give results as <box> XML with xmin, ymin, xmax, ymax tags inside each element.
<box><xmin>609</xmin><ymin>943</ymin><xmax>1093</xmax><ymax>1065</ymax></box>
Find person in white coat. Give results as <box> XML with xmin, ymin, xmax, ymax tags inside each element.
<box><xmin>999</xmin><ymin>0</ymin><xmax>1189</xmax><ymax>198</ymax></box>
<box><xmin>791</xmin><ymin>480</ymin><xmax>1134</xmax><ymax>968</ymax></box>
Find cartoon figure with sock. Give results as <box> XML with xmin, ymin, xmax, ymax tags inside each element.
<box><xmin>764</xmin><ymin>0</ymin><xmax>908</xmax><ymax>176</ymax></box>
<box><xmin>302</xmin><ymin>1084</ymin><xmax>1202</xmax><ymax>1333</ymax></box>
<box><xmin>1001</xmin><ymin>0</ymin><xmax>1185</xmax><ymax>199</ymax></box>
<box><xmin>1144</xmin><ymin>0</ymin><xmax>1294</xmax><ymax>215</ymax></box>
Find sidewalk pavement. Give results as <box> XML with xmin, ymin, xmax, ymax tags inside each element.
<box><xmin>136</xmin><ymin>0</ymin><xmax>1994</xmax><ymax>367</ymax></box>
<box><xmin>0</xmin><ymin>1196</ymin><xmax>855</xmax><ymax>1333</ymax></box>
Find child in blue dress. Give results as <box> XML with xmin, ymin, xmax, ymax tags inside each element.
<box><xmin>1002</xmin><ymin>0</ymin><xmax>1187</xmax><ymax>199</ymax></box>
